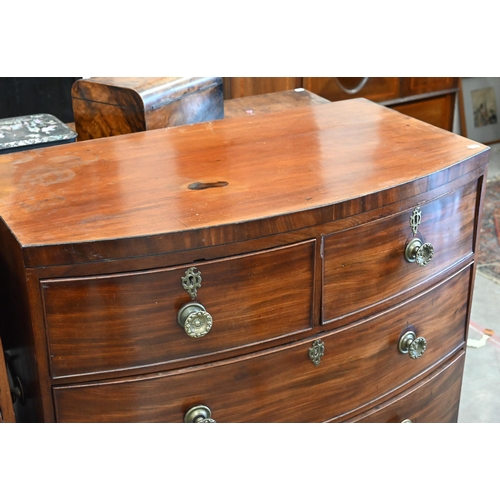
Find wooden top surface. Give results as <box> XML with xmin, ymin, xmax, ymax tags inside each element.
<box><xmin>223</xmin><ymin>89</ymin><xmax>329</xmax><ymax>118</ymax></box>
<box><xmin>0</xmin><ymin>98</ymin><xmax>489</xmax><ymax>265</ymax></box>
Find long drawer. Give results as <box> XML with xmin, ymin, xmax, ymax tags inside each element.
<box><xmin>345</xmin><ymin>352</ymin><xmax>465</xmax><ymax>423</ymax></box>
<box><xmin>42</xmin><ymin>240</ymin><xmax>315</xmax><ymax>378</ymax></box>
<box><xmin>53</xmin><ymin>266</ymin><xmax>471</xmax><ymax>422</ymax></box>
<box><xmin>322</xmin><ymin>181</ymin><xmax>478</xmax><ymax>323</ymax></box>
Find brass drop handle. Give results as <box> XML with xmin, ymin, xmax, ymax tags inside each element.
<box><xmin>177</xmin><ymin>302</ymin><xmax>213</xmax><ymax>338</ymax></box>
<box><xmin>184</xmin><ymin>405</ymin><xmax>216</xmax><ymax>423</ymax></box>
<box><xmin>398</xmin><ymin>331</ymin><xmax>427</xmax><ymax>359</ymax></box>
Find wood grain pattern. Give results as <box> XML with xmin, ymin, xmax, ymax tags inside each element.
<box><xmin>224</xmin><ymin>89</ymin><xmax>329</xmax><ymax>119</ymax></box>
<box><xmin>322</xmin><ymin>181</ymin><xmax>478</xmax><ymax>324</ymax></box>
<box><xmin>0</xmin><ymin>99</ymin><xmax>489</xmax><ymax>268</ymax></box>
<box><xmin>223</xmin><ymin>77</ymin><xmax>302</xmax><ymax>99</ymax></box>
<box><xmin>392</xmin><ymin>93</ymin><xmax>456</xmax><ymax>131</ymax></box>
<box><xmin>346</xmin><ymin>352</ymin><xmax>465</xmax><ymax>423</ymax></box>
<box><xmin>400</xmin><ymin>77</ymin><xmax>458</xmax><ymax>97</ymax></box>
<box><xmin>72</xmin><ymin>77</ymin><xmax>224</xmax><ymax>140</ymax></box>
<box><xmin>42</xmin><ymin>241</ymin><xmax>315</xmax><ymax>378</ymax></box>
<box><xmin>302</xmin><ymin>77</ymin><xmax>400</xmax><ymax>102</ymax></box>
<box><xmin>53</xmin><ymin>266</ymin><xmax>470</xmax><ymax>422</ymax></box>
<box><xmin>227</xmin><ymin>77</ymin><xmax>459</xmax><ymax>130</ymax></box>
<box><xmin>0</xmin><ymin>97</ymin><xmax>489</xmax><ymax>422</ymax></box>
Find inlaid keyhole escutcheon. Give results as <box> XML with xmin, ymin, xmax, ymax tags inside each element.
<box><xmin>181</xmin><ymin>267</ymin><xmax>202</xmax><ymax>300</ymax></box>
<box><xmin>177</xmin><ymin>302</ymin><xmax>213</xmax><ymax>338</ymax></box>
<box><xmin>309</xmin><ymin>339</ymin><xmax>325</xmax><ymax>366</ymax></box>
<box><xmin>405</xmin><ymin>207</ymin><xmax>434</xmax><ymax>266</ymax></box>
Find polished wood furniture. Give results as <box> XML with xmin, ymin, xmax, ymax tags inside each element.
<box><xmin>224</xmin><ymin>88</ymin><xmax>329</xmax><ymax>118</ymax></box>
<box><xmin>0</xmin><ymin>98</ymin><xmax>489</xmax><ymax>422</ymax></box>
<box><xmin>223</xmin><ymin>77</ymin><xmax>459</xmax><ymax>131</ymax></box>
<box><xmin>223</xmin><ymin>77</ymin><xmax>302</xmax><ymax>100</ymax></box>
<box><xmin>72</xmin><ymin>77</ymin><xmax>224</xmax><ymax>140</ymax></box>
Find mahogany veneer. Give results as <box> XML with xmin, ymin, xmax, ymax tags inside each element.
<box><xmin>0</xmin><ymin>98</ymin><xmax>489</xmax><ymax>422</ymax></box>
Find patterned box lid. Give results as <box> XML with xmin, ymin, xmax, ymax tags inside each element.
<box><xmin>0</xmin><ymin>113</ymin><xmax>77</xmax><ymax>152</ymax></box>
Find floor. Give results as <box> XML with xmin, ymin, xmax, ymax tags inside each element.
<box><xmin>458</xmin><ymin>142</ymin><xmax>500</xmax><ymax>423</ymax></box>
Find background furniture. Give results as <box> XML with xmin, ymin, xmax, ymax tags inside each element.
<box><xmin>223</xmin><ymin>77</ymin><xmax>459</xmax><ymax>131</ymax></box>
<box><xmin>224</xmin><ymin>88</ymin><xmax>329</xmax><ymax>118</ymax></box>
<box><xmin>71</xmin><ymin>77</ymin><xmax>224</xmax><ymax>140</ymax></box>
<box><xmin>0</xmin><ymin>98</ymin><xmax>488</xmax><ymax>422</ymax></box>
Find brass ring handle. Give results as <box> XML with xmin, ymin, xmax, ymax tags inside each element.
<box><xmin>177</xmin><ymin>302</ymin><xmax>213</xmax><ymax>338</ymax></box>
<box><xmin>184</xmin><ymin>405</ymin><xmax>216</xmax><ymax>423</ymax></box>
<box><xmin>404</xmin><ymin>237</ymin><xmax>434</xmax><ymax>266</ymax></box>
<box><xmin>334</xmin><ymin>77</ymin><xmax>369</xmax><ymax>94</ymax></box>
<box><xmin>398</xmin><ymin>331</ymin><xmax>427</xmax><ymax>359</ymax></box>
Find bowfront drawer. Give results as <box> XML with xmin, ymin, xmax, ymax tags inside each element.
<box><xmin>347</xmin><ymin>352</ymin><xmax>465</xmax><ymax>423</ymax></box>
<box><xmin>42</xmin><ymin>240</ymin><xmax>315</xmax><ymax>378</ymax></box>
<box><xmin>53</xmin><ymin>266</ymin><xmax>470</xmax><ymax>422</ymax></box>
<box><xmin>322</xmin><ymin>181</ymin><xmax>478</xmax><ymax>324</ymax></box>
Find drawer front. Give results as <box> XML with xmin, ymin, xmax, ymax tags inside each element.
<box><xmin>323</xmin><ymin>181</ymin><xmax>477</xmax><ymax>324</ymax></box>
<box><xmin>303</xmin><ymin>77</ymin><xmax>400</xmax><ymax>103</ymax></box>
<box><xmin>347</xmin><ymin>352</ymin><xmax>465</xmax><ymax>423</ymax></box>
<box><xmin>53</xmin><ymin>267</ymin><xmax>470</xmax><ymax>422</ymax></box>
<box><xmin>400</xmin><ymin>77</ymin><xmax>458</xmax><ymax>97</ymax></box>
<box><xmin>391</xmin><ymin>94</ymin><xmax>456</xmax><ymax>131</ymax></box>
<box><xmin>42</xmin><ymin>241</ymin><xmax>315</xmax><ymax>378</ymax></box>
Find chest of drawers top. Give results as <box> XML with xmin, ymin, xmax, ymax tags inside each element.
<box><xmin>0</xmin><ymin>98</ymin><xmax>489</xmax><ymax>268</ymax></box>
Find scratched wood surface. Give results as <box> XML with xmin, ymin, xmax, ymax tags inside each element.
<box><xmin>0</xmin><ymin>99</ymin><xmax>489</xmax><ymax>267</ymax></box>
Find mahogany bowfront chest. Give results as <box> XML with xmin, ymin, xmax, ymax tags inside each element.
<box><xmin>0</xmin><ymin>99</ymin><xmax>489</xmax><ymax>422</ymax></box>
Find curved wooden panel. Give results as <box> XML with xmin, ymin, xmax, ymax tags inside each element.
<box><xmin>53</xmin><ymin>267</ymin><xmax>470</xmax><ymax>422</ymax></box>
<box><xmin>43</xmin><ymin>241</ymin><xmax>315</xmax><ymax>378</ymax></box>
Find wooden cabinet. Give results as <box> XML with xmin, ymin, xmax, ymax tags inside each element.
<box><xmin>222</xmin><ymin>77</ymin><xmax>302</xmax><ymax>99</ymax></box>
<box><xmin>223</xmin><ymin>77</ymin><xmax>459</xmax><ymax>130</ymax></box>
<box><xmin>0</xmin><ymin>98</ymin><xmax>489</xmax><ymax>423</ymax></box>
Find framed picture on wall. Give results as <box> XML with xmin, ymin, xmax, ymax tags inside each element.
<box><xmin>459</xmin><ymin>77</ymin><xmax>500</xmax><ymax>144</ymax></box>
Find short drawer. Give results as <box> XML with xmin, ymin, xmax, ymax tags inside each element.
<box><xmin>322</xmin><ymin>181</ymin><xmax>478</xmax><ymax>324</ymax></box>
<box><xmin>391</xmin><ymin>93</ymin><xmax>456</xmax><ymax>131</ymax></box>
<box><xmin>346</xmin><ymin>352</ymin><xmax>465</xmax><ymax>423</ymax></box>
<box><xmin>42</xmin><ymin>240</ymin><xmax>315</xmax><ymax>378</ymax></box>
<box><xmin>399</xmin><ymin>77</ymin><xmax>458</xmax><ymax>97</ymax></box>
<box><xmin>53</xmin><ymin>266</ymin><xmax>470</xmax><ymax>422</ymax></box>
